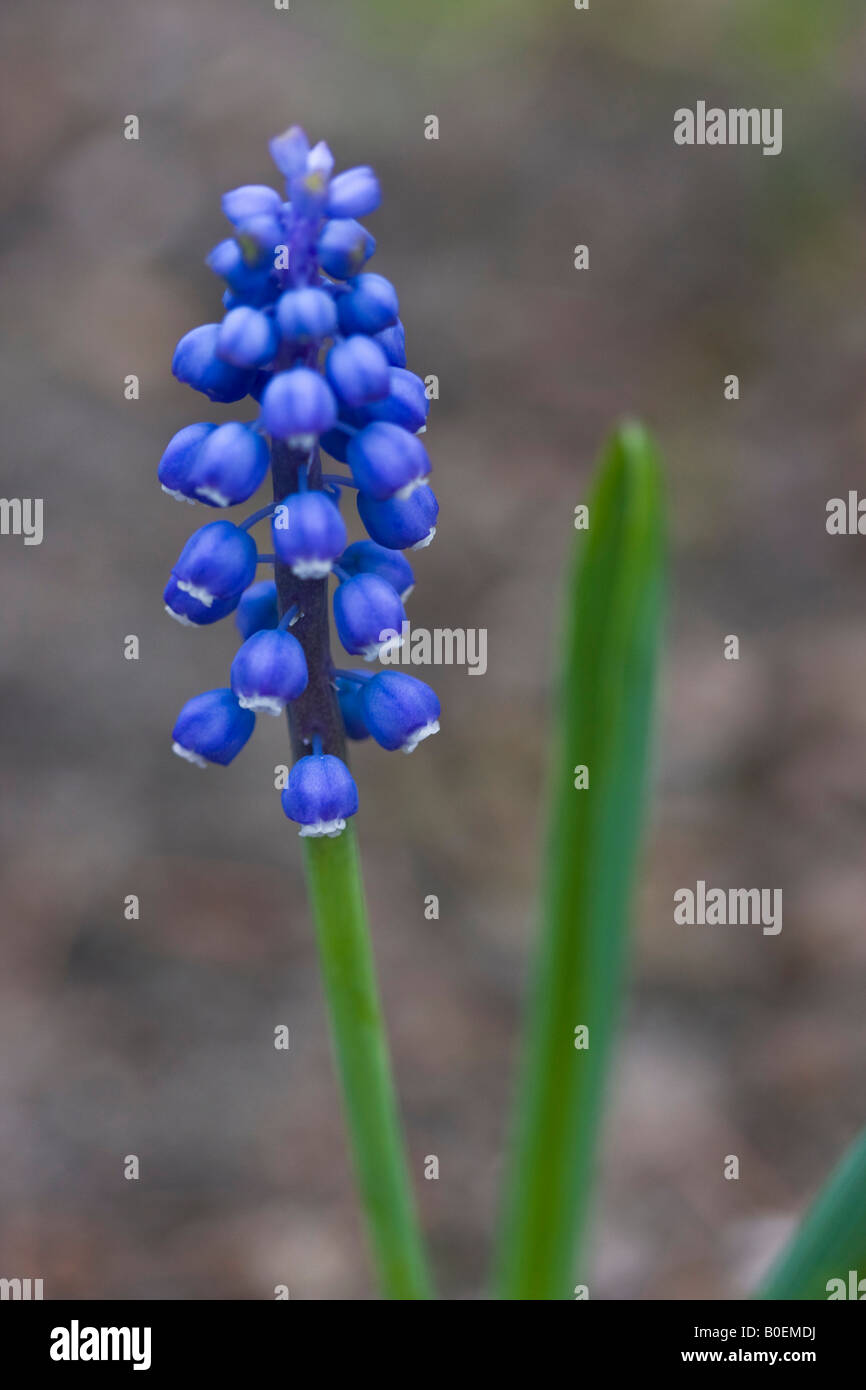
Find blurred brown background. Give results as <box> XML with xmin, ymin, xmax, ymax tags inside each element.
<box><xmin>1</xmin><ymin>0</ymin><xmax>865</xmax><ymax>1299</ymax></box>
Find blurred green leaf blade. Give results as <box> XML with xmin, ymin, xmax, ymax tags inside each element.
<box><xmin>758</xmin><ymin>1127</ymin><xmax>866</xmax><ymax>1300</ymax></box>
<box><xmin>495</xmin><ymin>423</ymin><xmax>665</xmax><ymax>1300</ymax></box>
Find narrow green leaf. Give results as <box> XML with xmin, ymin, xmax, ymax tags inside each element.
<box><xmin>304</xmin><ymin>825</ymin><xmax>433</xmax><ymax>1299</ymax></box>
<box><xmin>494</xmin><ymin>423</ymin><xmax>665</xmax><ymax>1300</ymax></box>
<box><xmin>757</xmin><ymin>1127</ymin><xmax>866</xmax><ymax>1300</ymax></box>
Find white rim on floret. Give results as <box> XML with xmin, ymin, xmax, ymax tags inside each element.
<box><xmin>298</xmin><ymin>817</ymin><xmax>346</xmax><ymax>838</ymax></box>
<box><xmin>362</xmin><ymin>634</ymin><xmax>403</xmax><ymax>662</ymax></box>
<box><xmin>395</xmin><ymin>475</ymin><xmax>428</xmax><ymax>502</ymax></box>
<box><xmin>238</xmin><ymin>693</ymin><xmax>285</xmax><ymax>715</ymax></box>
<box><xmin>172</xmin><ymin>741</ymin><xmax>207</xmax><ymax>768</ymax></box>
<box><xmin>165</xmin><ymin>605</ymin><xmax>195</xmax><ymax>626</ymax></box>
<box><xmin>176</xmin><ymin>579</ymin><xmax>216</xmax><ymax>607</ymax></box>
<box><xmin>402</xmin><ymin>718</ymin><xmax>440</xmax><ymax>754</ymax></box>
<box><xmin>195</xmin><ymin>485</ymin><xmax>232</xmax><ymax>507</ymax></box>
<box><xmin>291</xmin><ymin>558</ymin><xmax>334</xmax><ymax>579</ymax></box>
<box><xmin>161</xmin><ymin>485</ymin><xmax>197</xmax><ymax>504</ymax></box>
<box><xmin>410</xmin><ymin>527</ymin><xmax>436</xmax><ymax>550</ymax></box>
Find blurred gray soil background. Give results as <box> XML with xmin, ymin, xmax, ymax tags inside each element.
<box><xmin>1</xmin><ymin>0</ymin><xmax>865</xmax><ymax>1298</ymax></box>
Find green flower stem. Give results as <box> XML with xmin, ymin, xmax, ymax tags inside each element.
<box><xmin>494</xmin><ymin>424</ymin><xmax>665</xmax><ymax>1300</ymax></box>
<box><xmin>757</xmin><ymin>1126</ymin><xmax>866</xmax><ymax>1300</ymax></box>
<box><xmin>303</xmin><ymin>825</ymin><xmax>433</xmax><ymax>1300</ymax></box>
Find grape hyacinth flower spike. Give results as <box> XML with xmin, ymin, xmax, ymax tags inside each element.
<box><xmin>160</xmin><ymin>128</ymin><xmax>439</xmax><ymax>1302</ymax></box>
<box><xmin>161</xmin><ymin>124</ymin><xmax>440</xmax><ymax>811</ymax></box>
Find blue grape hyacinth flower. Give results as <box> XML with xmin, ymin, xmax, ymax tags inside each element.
<box><xmin>235</xmin><ymin>579</ymin><xmax>280</xmax><ymax>638</ymax></box>
<box><xmin>162</xmin><ymin>126</ymin><xmax>440</xmax><ymax>831</ymax></box>
<box><xmin>362</xmin><ymin>672</ymin><xmax>441</xmax><ymax>753</ymax></box>
<box><xmin>281</xmin><ymin>741</ymin><xmax>360</xmax><ymax>837</ymax></box>
<box><xmin>272</xmin><ymin>489</ymin><xmax>348</xmax><ymax>579</ymax></box>
<box><xmin>170</xmin><ymin>521</ymin><xmax>258</xmax><ymax>607</ymax></box>
<box><xmin>172</xmin><ymin>689</ymin><xmax>256</xmax><ymax>766</ymax></box>
<box><xmin>333</xmin><ymin>572</ymin><xmax>406</xmax><ymax>661</ymax></box>
<box><xmin>339</xmin><ymin>540</ymin><xmax>415</xmax><ymax>600</ymax></box>
<box><xmin>231</xmin><ymin>626</ymin><xmax>309</xmax><ymax>715</ymax></box>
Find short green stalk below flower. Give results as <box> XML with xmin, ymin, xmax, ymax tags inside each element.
<box><xmin>303</xmin><ymin>826</ymin><xmax>433</xmax><ymax>1300</ymax></box>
